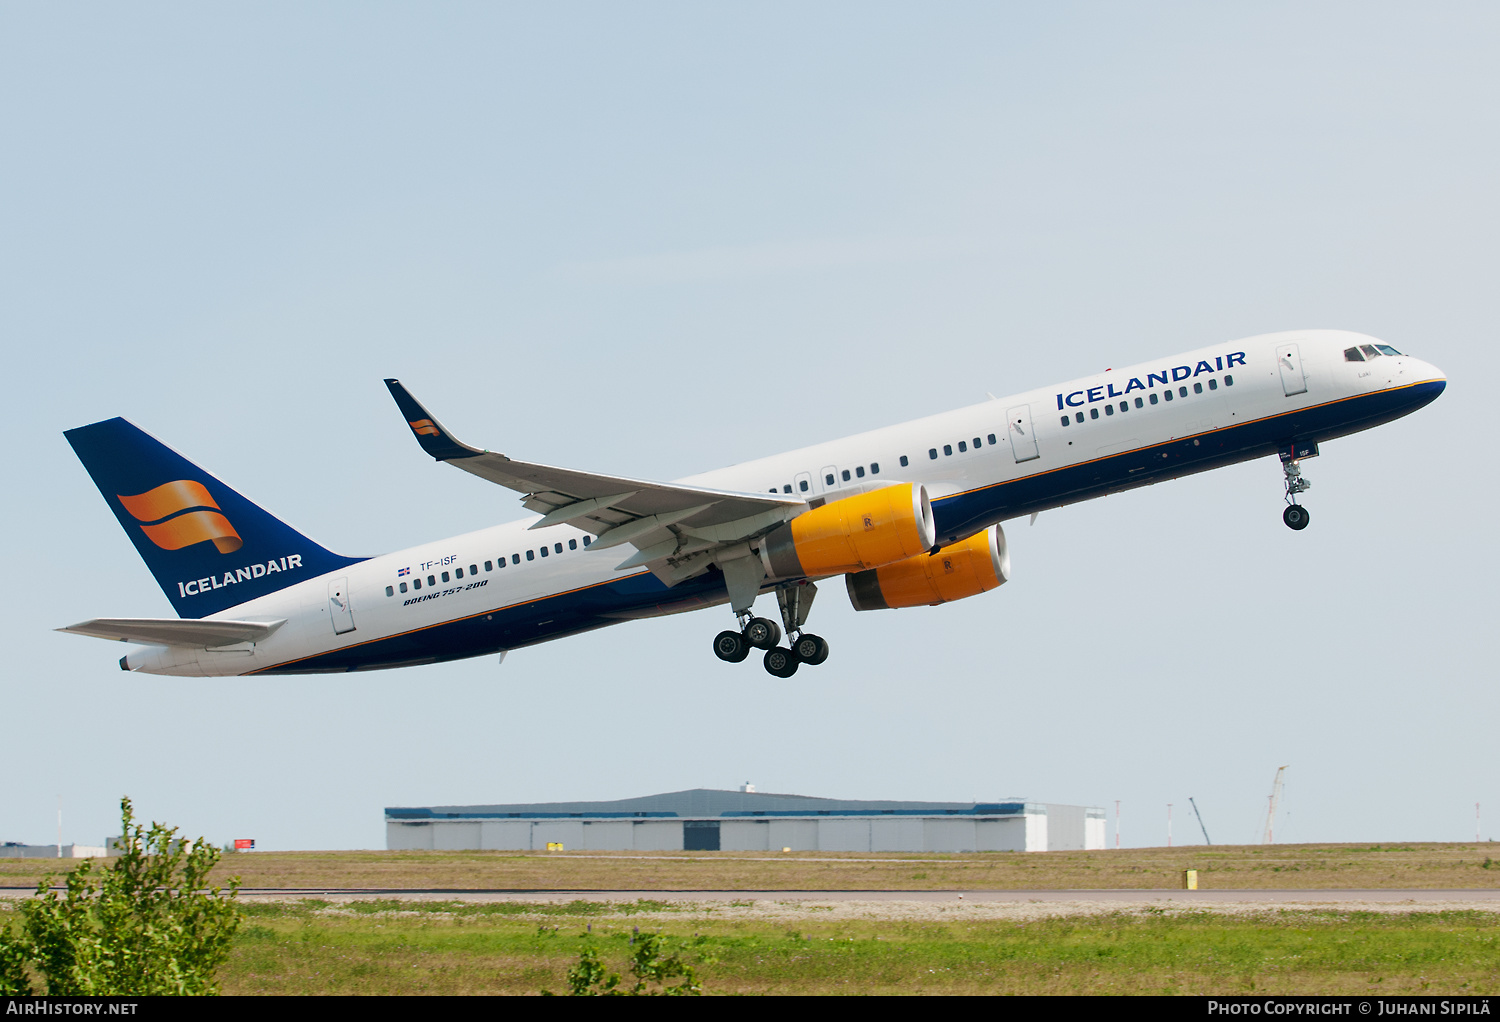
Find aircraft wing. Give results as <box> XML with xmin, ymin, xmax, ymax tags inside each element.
<box><xmin>57</xmin><ymin>617</ymin><xmax>287</xmax><ymax>647</ymax></box>
<box><xmin>384</xmin><ymin>380</ymin><xmax>803</xmax><ymax>577</ymax></box>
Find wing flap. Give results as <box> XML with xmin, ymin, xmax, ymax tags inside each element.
<box><xmin>58</xmin><ymin>617</ymin><xmax>286</xmax><ymax>648</ymax></box>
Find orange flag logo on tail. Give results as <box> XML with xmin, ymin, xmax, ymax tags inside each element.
<box><xmin>117</xmin><ymin>480</ymin><xmax>243</xmax><ymax>554</ymax></box>
<box><xmin>408</xmin><ymin>419</ymin><xmax>441</xmax><ymax>437</ymax></box>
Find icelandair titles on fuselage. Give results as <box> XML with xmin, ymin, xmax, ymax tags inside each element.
<box><xmin>177</xmin><ymin>554</ymin><xmax>304</xmax><ymax>598</ymax></box>
<box><xmin>1056</xmin><ymin>351</ymin><xmax>1247</xmax><ymax>409</ymax></box>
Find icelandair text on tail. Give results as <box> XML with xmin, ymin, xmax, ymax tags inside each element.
<box><xmin>177</xmin><ymin>554</ymin><xmax>303</xmax><ymax>597</ymax></box>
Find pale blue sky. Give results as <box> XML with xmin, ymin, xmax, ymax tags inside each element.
<box><xmin>2</xmin><ymin>2</ymin><xmax>1495</xmax><ymax>850</ymax></box>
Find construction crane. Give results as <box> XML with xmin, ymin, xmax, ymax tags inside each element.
<box><xmin>1262</xmin><ymin>766</ymin><xmax>1289</xmax><ymax>844</ymax></box>
<box><xmin>1189</xmin><ymin>797</ymin><xmax>1212</xmax><ymax>845</ymax></box>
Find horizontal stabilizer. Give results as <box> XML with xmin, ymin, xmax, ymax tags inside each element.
<box><xmin>57</xmin><ymin>617</ymin><xmax>286</xmax><ymax>648</ymax></box>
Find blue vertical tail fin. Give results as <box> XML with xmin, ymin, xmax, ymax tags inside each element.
<box><xmin>64</xmin><ymin>417</ymin><xmax>364</xmax><ymax>618</ymax></box>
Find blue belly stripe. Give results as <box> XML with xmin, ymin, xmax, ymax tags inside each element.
<box><xmin>258</xmin><ymin>379</ymin><xmax>1443</xmax><ymax>674</ymax></box>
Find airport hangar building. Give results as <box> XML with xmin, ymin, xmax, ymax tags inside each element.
<box><xmin>386</xmin><ymin>789</ymin><xmax>1107</xmax><ymax>854</ymax></box>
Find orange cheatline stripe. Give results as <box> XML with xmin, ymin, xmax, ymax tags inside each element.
<box><xmin>248</xmin><ymin>570</ymin><xmax>650</xmax><ymax>674</ymax></box>
<box><xmin>117</xmin><ymin>479</ymin><xmax>219</xmax><ymax>523</ymax></box>
<box><xmin>139</xmin><ymin>510</ymin><xmax>243</xmax><ymax>554</ymax></box>
<box><xmin>940</xmin><ymin>379</ymin><xmax>1444</xmax><ymax>508</ymax></box>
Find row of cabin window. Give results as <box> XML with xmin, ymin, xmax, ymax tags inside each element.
<box><xmin>1058</xmin><ymin>376</ymin><xmax>1233</xmax><ymax>426</ymax></box>
<box><xmin>766</xmin><ymin>431</ymin><xmax>1010</xmax><ymax>492</ymax></box>
<box><xmin>929</xmin><ymin>433</ymin><xmax>999</xmax><ymax>460</ymax></box>
<box><xmin>769</xmin><ymin>462</ymin><xmax>883</xmax><ymax>494</ymax></box>
<box><xmin>385</xmin><ymin>535</ymin><xmax>594</xmax><ymax>596</ymax></box>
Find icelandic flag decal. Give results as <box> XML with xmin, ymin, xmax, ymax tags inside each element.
<box><xmin>397</xmin><ymin>567</ymin><xmax>410</xmax><ymax>577</ymax></box>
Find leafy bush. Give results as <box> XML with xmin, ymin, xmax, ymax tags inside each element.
<box><xmin>552</xmin><ymin>930</ymin><xmax>708</xmax><ymax>996</ymax></box>
<box><xmin>0</xmin><ymin>797</ymin><xmax>240</xmax><ymax>995</ymax></box>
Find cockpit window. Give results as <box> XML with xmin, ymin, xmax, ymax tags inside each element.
<box><xmin>1359</xmin><ymin>344</ymin><xmax>1382</xmax><ymax>359</ymax></box>
<box><xmin>1344</xmin><ymin>347</ymin><xmax>1365</xmax><ymax>362</ymax></box>
<box><xmin>1375</xmin><ymin>344</ymin><xmax>1402</xmax><ymax>356</ymax></box>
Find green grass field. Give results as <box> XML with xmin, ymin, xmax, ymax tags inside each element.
<box><xmin>214</xmin><ymin>899</ymin><xmax>1500</xmax><ymax>995</ymax></box>
<box><xmin>6</xmin><ymin>843</ymin><xmax>1498</xmax><ymax>994</ymax></box>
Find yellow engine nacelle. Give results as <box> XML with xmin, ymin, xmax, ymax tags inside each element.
<box><xmin>844</xmin><ymin>524</ymin><xmax>1010</xmax><ymax>611</ymax></box>
<box><xmin>759</xmin><ymin>483</ymin><xmax>935</xmax><ymax>579</ymax></box>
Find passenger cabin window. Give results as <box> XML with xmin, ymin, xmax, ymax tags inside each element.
<box><xmin>798</xmin><ymin>479</ymin><xmax>809</xmax><ymax>491</ymax></box>
<box><xmin>825</xmin><ymin>473</ymin><xmax>835</xmax><ymax>485</ymax></box>
<box><xmin>782</xmin><ymin>484</ymin><xmax>792</xmax><ymax>493</ymax></box>
<box><xmin>583</xmin><ymin>536</ymin><xmax>591</xmax><ymax>547</ymax></box>
<box><xmin>1119</xmin><ymin>401</ymin><xmax>1128</xmax><ymax>412</ymax></box>
<box><xmin>441</xmin><ymin>571</ymin><xmax>450</xmax><ymax>582</ymax></box>
<box><xmin>1061</xmin><ymin>415</ymin><xmax>1070</xmax><ymax>427</ymax></box>
<box><xmin>855</xmin><ymin>466</ymin><xmax>865</xmax><ymax>477</ymax></box>
<box><xmin>1208</xmin><ymin>379</ymin><xmax>1218</xmax><ymax>390</ymax></box>
<box><xmin>1163</xmin><ymin>390</ymin><xmax>1173</xmax><ymax>402</ymax></box>
<box><xmin>385</xmin><ymin>585</ymin><xmax>394</xmax><ymax>597</ymax></box>
<box><xmin>957</xmin><ymin>441</ymin><xmax>967</xmax><ymax>452</ymax></box>
<box><xmin>928</xmin><ymin>448</ymin><xmax>937</xmax><ymax>460</ymax></box>
<box><xmin>512</xmin><ymin>553</ymin><xmax>520</xmax><ymax>564</ymax></box>
<box><xmin>870</xmin><ymin>462</ymin><xmax>880</xmax><ymax>474</ymax></box>
<box><xmin>484</xmin><ymin>560</ymin><xmax>492</xmax><ymax>571</ymax></box>
<box><xmin>399</xmin><ymin>582</ymin><xmax>408</xmax><ymax>593</ymax></box>
<box><xmin>454</xmin><ymin>568</ymin><xmax>463</xmax><ymax>579</ymax></box>
<box><xmin>1105</xmin><ymin>404</ymin><xmax>1114</xmax><ymax>416</ymax></box>
<box><xmin>899</xmin><ymin>456</ymin><xmax>909</xmax><ymax>467</ymax></box>
<box><xmin>841</xmin><ymin>469</ymin><xmax>851</xmax><ymax>481</ymax></box>
<box><xmin>554</xmin><ymin>543</ymin><xmax>563</xmax><ymax>554</ymax></box>
<box><xmin>1150</xmin><ymin>393</ymin><xmax>1159</xmax><ymax>404</ymax></box>
<box><xmin>943</xmin><ymin>444</ymin><xmax>952</xmax><ymax>456</ymax></box>
<box><xmin>539</xmin><ymin>546</ymin><xmax>548</xmax><ymax>557</ymax></box>
<box><xmin>1344</xmin><ymin>347</ymin><xmax>1365</xmax><ymax>362</ymax></box>
<box><xmin>1178</xmin><ymin>386</ymin><xmax>1188</xmax><ymax>397</ymax></box>
<box><xmin>1225</xmin><ymin>375</ymin><xmax>1234</xmax><ymax>386</ymax></box>
<box><xmin>1090</xmin><ymin>408</ymin><xmax>1099</xmax><ymax>419</ymax></box>
<box><xmin>413</xmin><ymin>578</ymin><xmax>422</xmax><ymax>590</ymax></box>
<box><xmin>987</xmin><ymin>433</ymin><xmax>996</xmax><ymax>445</ymax></box>
<box><xmin>973</xmin><ymin>437</ymin><xmax>982</xmax><ymax>448</ymax></box>
<box><xmin>526</xmin><ymin>550</ymin><xmax>534</xmax><ymax>561</ymax></box>
<box><xmin>568</xmin><ymin>539</ymin><xmax>577</xmax><ymax>550</ymax></box>
<box><xmin>1075</xmin><ymin>411</ymin><xmax>1084</xmax><ymax>423</ymax></box>
<box><xmin>1134</xmin><ymin>397</ymin><xmax>1143</xmax><ymax>408</ymax></box>
<box><xmin>1193</xmin><ymin>382</ymin><xmax>1203</xmax><ymax>394</ymax></box>
<box><xmin>427</xmin><ymin>575</ymin><xmax>435</xmax><ymax>586</ymax></box>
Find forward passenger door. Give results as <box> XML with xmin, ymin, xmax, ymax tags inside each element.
<box><xmin>1006</xmin><ymin>405</ymin><xmax>1040</xmax><ymax>463</ymax></box>
<box><xmin>1277</xmin><ymin>343</ymin><xmax>1308</xmax><ymax>396</ymax></box>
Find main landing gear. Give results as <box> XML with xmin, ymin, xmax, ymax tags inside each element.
<box><xmin>1279</xmin><ymin>440</ymin><xmax>1318</xmax><ymax>531</ymax></box>
<box><xmin>711</xmin><ymin>581</ymin><xmax>829</xmax><ymax>677</ymax></box>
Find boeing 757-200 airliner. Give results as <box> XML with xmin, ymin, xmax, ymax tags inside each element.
<box><xmin>60</xmin><ymin>329</ymin><xmax>1444</xmax><ymax>678</ymax></box>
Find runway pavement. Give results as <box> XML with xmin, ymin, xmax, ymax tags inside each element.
<box><xmin>5</xmin><ymin>886</ymin><xmax>1499</xmax><ymax>906</ymax></box>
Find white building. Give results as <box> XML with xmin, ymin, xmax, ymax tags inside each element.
<box><xmin>387</xmin><ymin>789</ymin><xmax>1107</xmax><ymax>853</ymax></box>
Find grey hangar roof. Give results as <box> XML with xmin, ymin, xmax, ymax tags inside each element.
<box><xmin>386</xmin><ymin>788</ymin><xmax>1037</xmax><ymax>821</ymax></box>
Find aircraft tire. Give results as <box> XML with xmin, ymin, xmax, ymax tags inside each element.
<box><xmin>763</xmin><ymin>646</ymin><xmax>799</xmax><ymax>678</ymax></box>
<box><xmin>745</xmin><ymin>617</ymin><xmax>781</xmax><ymax>649</ymax></box>
<box><xmin>713</xmin><ymin>630</ymin><xmax>750</xmax><ymax>663</ymax></box>
<box><xmin>1283</xmin><ymin>505</ymin><xmax>1311</xmax><ymax>531</ymax></box>
<box><xmin>793</xmin><ymin>633</ymin><xmax>829</xmax><ymax>665</ymax></box>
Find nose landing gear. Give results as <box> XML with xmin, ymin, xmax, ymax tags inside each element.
<box><xmin>1279</xmin><ymin>440</ymin><xmax>1318</xmax><ymax>531</ymax></box>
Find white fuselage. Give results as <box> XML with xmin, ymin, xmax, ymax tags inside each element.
<box><xmin>122</xmin><ymin>329</ymin><xmax>1445</xmax><ymax>676</ymax></box>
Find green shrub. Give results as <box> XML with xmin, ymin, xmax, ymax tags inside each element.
<box><xmin>0</xmin><ymin>797</ymin><xmax>240</xmax><ymax>995</ymax></box>
<box><xmin>551</xmin><ymin>930</ymin><xmax>708</xmax><ymax>996</ymax></box>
